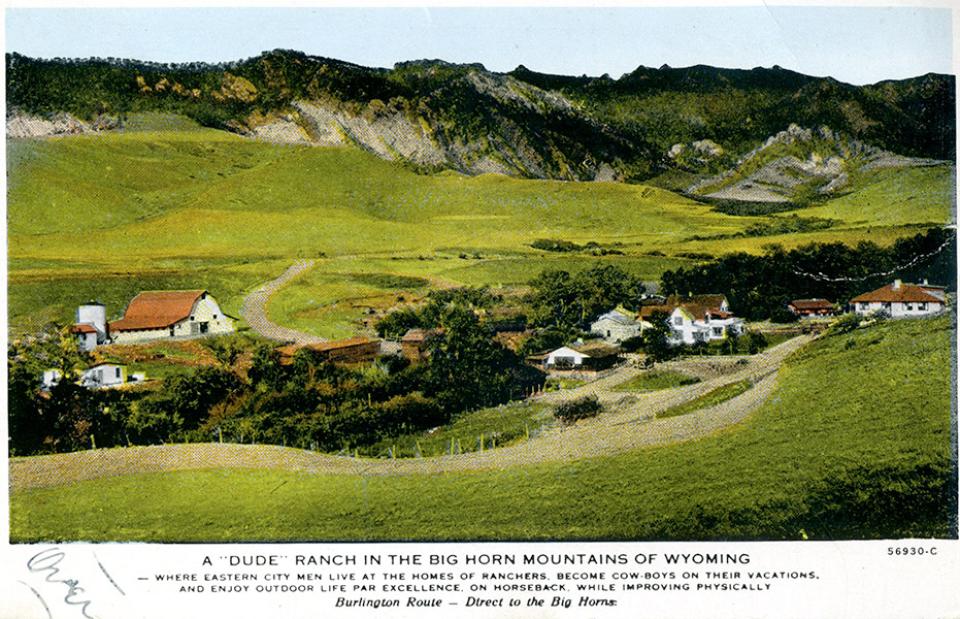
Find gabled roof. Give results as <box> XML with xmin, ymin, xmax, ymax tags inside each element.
<box><xmin>593</xmin><ymin>310</ymin><xmax>637</xmax><ymax>326</ymax></box>
<box><xmin>547</xmin><ymin>345</ymin><xmax>589</xmax><ymax>358</ymax></box>
<box><xmin>789</xmin><ymin>298</ymin><xmax>834</xmax><ymax>310</ymax></box>
<box><xmin>638</xmin><ymin>293</ymin><xmax>729</xmax><ymax>321</ymax></box>
<box><xmin>109</xmin><ymin>290</ymin><xmax>207</xmax><ymax>331</ymax></box>
<box><xmin>850</xmin><ymin>282</ymin><xmax>942</xmax><ymax>304</ymax></box>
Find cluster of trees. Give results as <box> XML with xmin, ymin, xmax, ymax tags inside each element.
<box><xmin>375</xmin><ymin>286</ymin><xmax>503</xmax><ymax>339</ymax></box>
<box><xmin>9</xmin><ymin>303</ymin><xmax>544</xmax><ymax>457</ymax></box>
<box><xmin>530</xmin><ymin>238</ymin><xmax>624</xmax><ymax>255</ymax></box>
<box><xmin>520</xmin><ymin>264</ymin><xmax>646</xmax><ymax>354</ymax></box>
<box><xmin>661</xmin><ymin>228</ymin><xmax>956</xmax><ymax>321</ymax></box>
<box><xmin>8</xmin><ymin>329</ymin><xmax>136</xmax><ymax>455</ymax></box>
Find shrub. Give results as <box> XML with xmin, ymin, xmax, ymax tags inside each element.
<box><xmin>554</xmin><ymin>395</ymin><xmax>602</xmax><ymax>424</ymax></box>
<box><xmin>830</xmin><ymin>313</ymin><xmax>862</xmax><ymax>335</ymax></box>
<box><xmin>747</xmin><ymin>331</ymin><xmax>768</xmax><ymax>354</ymax></box>
<box><xmin>619</xmin><ymin>335</ymin><xmax>645</xmax><ymax>352</ymax></box>
<box><xmin>531</xmin><ymin>238</ymin><xmax>582</xmax><ymax>252</ymax></box>
<box><xmin>770</xmin><ymin>306</ymin><xmax>800</xmax><ymax>324</ymax></box>
<box><xmin>376</xmin><ymin>307</ymin><xmax>423</xmax><ymax>339</ymax></box>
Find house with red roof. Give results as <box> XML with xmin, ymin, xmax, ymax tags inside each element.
<box><xmin>850</xmin><ymin>279</ymin><xmax>945</xmax><ymax>318</ymax></box>
<box><xmin>787</xmin><ymin>298</ymin><xmax>836</xmax><ymax>318</ymax></box>
<box><xmin>108</xmin><ymin>290</ymin><xmax>235</xmax><ymax>344</ymax></box>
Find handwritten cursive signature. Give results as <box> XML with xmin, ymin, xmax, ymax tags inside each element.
<box><xmin>26</xmin><ymin>547</ymin><xmax>97</xmax><ymax>619</ymax></box>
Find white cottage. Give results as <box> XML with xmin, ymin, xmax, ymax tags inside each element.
<box><xmin>640</xmin><ymin>294</ymin><xmax>744</xmax><ymax>346</ymax></box>
<box><xmin>109</xmin><ymin>290</ymin><xmax>235</xmax><ymax>344</ymax></box>
<box><xmin>80</xmin><ymin>363</ymin><xmax>128</xmax><ymax>388</ymax></box>
<box><xmin>42</xmin><ymin>363</ymin><xmax>130</xmax><ymax>390</ymax></box>
<box><xmin>540</xmin><ymin>342</ymin><xmax>621</xmax><ymax>371</ymax></box>
<box><xmin>590</xmin><ymin>309</ymin><xmax>642</xmax><ymax>344</ymax></box>
<box><xmin>850</xmin><ymin>279</ymin><xmax>945</xmax><ymax>318</ymax></box>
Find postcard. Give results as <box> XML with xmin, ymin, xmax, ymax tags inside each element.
<box><xmin>2</xmin><ymin>3</ymin><xmax>958</xmax><ymax>618</ymax></box>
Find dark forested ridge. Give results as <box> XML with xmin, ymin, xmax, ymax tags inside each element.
<box><xmin>6</xmin><ymin>50</ymin><xmax>955</xmax><ymax>180</ymax></box>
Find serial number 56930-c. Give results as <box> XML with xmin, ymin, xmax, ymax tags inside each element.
<box><xmin>887</xmin><ymin>546</ymin><xmax>938</xmax><ymax>556</ymax></box>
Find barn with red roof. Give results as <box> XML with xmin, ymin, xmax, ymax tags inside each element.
<box><xmin>108</xmin><ymin>290</ymin><xmax>235</xmax><ymax>344</ymax></box>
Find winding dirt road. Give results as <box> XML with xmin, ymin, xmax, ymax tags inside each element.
<box><xmin>10</xmin><ymin>335</ymin><xmax>813</xmax><ymax>490</ymax></box>
<box><xmin>239</xmin><ymin>259</ymin><xmax>325</xmax><ymax>344</ymax></box>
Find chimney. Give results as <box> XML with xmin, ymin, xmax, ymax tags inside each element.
<box><xmin>923</xmin><ymin>278</ymin><xmax>929</xmax><ymax>286</ymax></box>
<box><xmin>892</xmin><ymin>279</ymin><xmax>902</xmax><ymax>290</ymax></box>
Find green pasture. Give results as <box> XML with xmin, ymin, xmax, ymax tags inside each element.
<box><xmin>7</xmin><ymin>257</ymin><xmax>289</xmax><ymax>338</ymax></box>
<box><xmin>657</xmin><ymin>379</ymin><xmax>753</xmax><ymax>419</ymax></box>
<box><xmin>265</xmin><ymin>252</ymin><xmax>697</xmax><ymax>338</ymax></box>
<box><xmin>7</xmin><ymin>126</ymin><xmax>954</xmax><ymax>340</ymax></box>
<box><xmin>614</xmin><ymin>370</ymin><xmax>701</xmax><ymax>392</ymax></box>
<box><xmin>802</xmin><ymin>165</ymin><xmax>956</xmax><ymax>227</ymax></box>
<box><xmin>10</xmin><ymin>313</ymin><xmax>954</xmax><ymax>541</ymax></box>
<box><xmin>365</xmin><ymin>400</ymin><xmax>553</xmax><ymax>458</ymax></box>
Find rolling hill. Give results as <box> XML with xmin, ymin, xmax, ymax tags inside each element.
<box><xmin>6</xmin><ymin>122</ymin><xmax>954</xmax><ymax>339</ymax></box>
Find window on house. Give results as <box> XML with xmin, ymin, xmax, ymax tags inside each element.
<box><xmin>606</xmin><ymin>330</ymin><xmax>611</xmax><ymax>338</ymax></box>
<box><xmin>882</xmin><ymin>302</ymin><xmax>891</xmax><ymax>309</ymax></box>
<box><xmin>906</xmin><ymin>304</ymin><xmax>913</xmax><ymax>311</ymax></box>
<box><xmin>860</xmin><ymin>303</ymin><xmax>869</xmax><ymax>310</ymax></box>
<box><xmin>674</xmin><ymin>317</ymin><xmax>683</xmax><ymax>326</ymax></box>
<box><xmin>919</xmin><ymin>303</ymin><xmax>927</xmax><ymax>311</ymax></box>
<box><xmin>213</xmin><ymin>314</ymin><xmax>218</xmax><ymax>319</ymax></box>
<box><xmin>190</xmin><ymin>315</ymin><xmax>195</xmax><ymax>321</ymax></box>
<box><xmin>712</xmin><ymin>327</ymin><xmax>722</xmax><ymax>336</ymax></box>
<box><xmin>115</xmin><ymin>368</ymin><xmax>121</xmax><ymax>378</ymax></box>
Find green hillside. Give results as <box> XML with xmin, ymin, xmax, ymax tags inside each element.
<box><xmin>7</xmin><ymin>127</ymin><xmax>954</xmax><ymax>338</ymax></box>
<box><xmin>6</xmin><ymin>129</ymin><xmax>733</xmax><ymax>335</ymax></box>
<box><xmin>804</xmin><ymin>165</ymin><xmax>956</xmax><ymax>226</ymax></box>
<box><xmin>10</xmin><ymin>313</ymin><xmax>954</xmax><ymax>541</ymax></box>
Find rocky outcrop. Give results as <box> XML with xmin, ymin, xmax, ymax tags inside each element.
<box><xmin>293</xmin><ymin>100</ymin><xmax>447</xmax><ymax>166</ymax></box>
<box><xmin>688</xmin><ymin>124</ymin><xmax>943</xmax><ymax>203</ymax></box>
<box><xmin>7</xmin><ymin>112</ymin><xmax>94</xmax><ymax>138</ymax></box>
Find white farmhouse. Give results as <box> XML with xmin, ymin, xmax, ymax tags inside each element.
<box><xmin>590</xmin><ymin>309</ymin><xmax>642</xmax><ymax>344</ymax></box>
<box><xmin>640</xmin><ymin>294</ymin><xmax>744</xmax><ymax>346</ymax></box>
<box><xmin>109</xmin><ymin>290</ymin><xmax>235</xmax><ymax>344</ymax></box>
<box><xmin>42</xmin><ymin>363</ymin><xmax>131</xmax><ymax>390</ymax></box>
<box><xmin>850</xmin><ymin>279</ymin><xmax>945</xmax><ymax>318</ymax></box>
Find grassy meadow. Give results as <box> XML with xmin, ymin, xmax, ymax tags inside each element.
<box><xmin>614</xmin><ymin>370</ymin><xmax>701</xmax><ymax>392</ymax></box>
<box><xmin>7</xmin><ymin>120</ymin><xmax>954</xmax><ymax>339</ymax></box>
<box><xmin>10</xmin><ymin>313</ymin><xmax>955</xmax><ymax>541</ymax></box>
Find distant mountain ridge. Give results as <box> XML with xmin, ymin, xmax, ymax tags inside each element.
<box><xmin>6</xmin><ymin>50</ymin><xmax>955</xmax><ymax>182</ymax></box>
